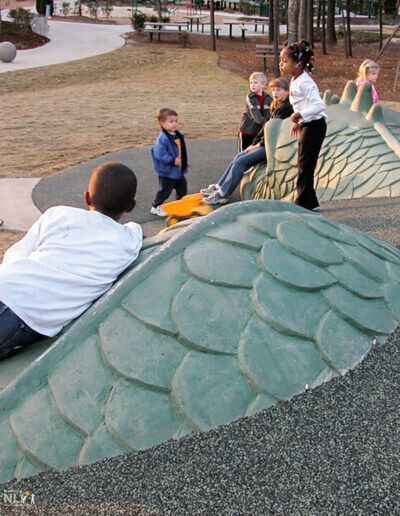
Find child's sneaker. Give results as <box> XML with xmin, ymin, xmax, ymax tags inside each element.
<box><xmin>204</xmin><ymin>191</ymin><xmax>228</xmax><ymax>205</ymax></box>
<box><xmin>200</xmin><ymin>184</ymin><xmax>218</xmax><ymax>196</ymax></box>
<box><xmin>150</xmin><ymin>205</ymin><xmax>166</xmax><ymax>217</ymax></box>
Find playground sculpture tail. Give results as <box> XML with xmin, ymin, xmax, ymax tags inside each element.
<box><xmin>1</xmin><ymin>198</ymin><xmax>400</xmax><ymax>484</ymax></box>
<box><xmin>240</xmin><ymin>80</ymin><xmax>400</xmax><ymax>202</ymax></box>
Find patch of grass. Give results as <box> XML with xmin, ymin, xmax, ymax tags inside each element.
<box><xmin>0</xmin><ymin>46</ymin><xmax>246</xmax><ymax>178</ymax></box>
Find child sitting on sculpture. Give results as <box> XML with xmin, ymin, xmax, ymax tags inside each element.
<box><xmin>150</xmin><ymin>107</ymin><xmax>189</xmax><ymax>218</ymax></box>
<box><xmin>355</xmin><ymin>59</ymin><xmax>380</xmax><ymax>104</ymax></box>
<box><xmin>0</xmin><ymin>162</ymin><xmax>142</xmax><ymax>360</ymax></box>
<box><xmin>238</xmin><ymin>72</ymin><xmax>272</xmax><ymax>151</ymax></box>
<box><xmin>202</xmin><ymin>78</ymin><xmax>293</xmax><ymax>205</ymax></box>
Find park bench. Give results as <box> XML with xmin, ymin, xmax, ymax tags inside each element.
<box><xmin>198</xmin><ymin>21</ymin><xmax>222</xmax><ymax>37</ymax></box>
<box><xmin>255</xmin><ymin>43</ymin><xmax>282</xmax><ymax>71</ymax></box>
<box><xmin>223</xmin><ymin>21</ymin><xmax>249</xmax><ymax>39</ymax></box>
<box><xmin>144</xmin><ymin>28</ymin><xmax>188</xmax><ymax>43</ymax></box>
<box><xmin>143</xmin><ymin>21</ymin><xmax>188</xmax><ymax>43</ymax></box>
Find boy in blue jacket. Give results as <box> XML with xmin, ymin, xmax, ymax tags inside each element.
<box><xmin>150</xmin><ymin>108</ymin><xmax>189</xmax><ymax>217</ymax></box>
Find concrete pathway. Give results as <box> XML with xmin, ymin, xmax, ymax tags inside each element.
<box><xmin>0</xmin><ymin>20</ymin><xmax>130</xmax><ymax>73</ymax></box>
<box><xmin>0</xmin><ymin>179</ymin><xmax>41</xmax><ymax>231</ymax></box>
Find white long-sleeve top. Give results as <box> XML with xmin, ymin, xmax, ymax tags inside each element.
<box><xmin>289</xmin><ymin>72</ymin><xmax>327</xmax><ymax>123</ymax></box>
<box><xmin>0</xmin><ymin>206</ymin><xmax>143</xmax><ymax>336</ymax></box>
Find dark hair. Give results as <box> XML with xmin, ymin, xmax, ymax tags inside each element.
<box><xmin>284</xmin><ymin>40</ymin><xmax>315</xmax><ymax>73</ymax></box>
<box><xmin>88</xmin><ymin>162</ymin><xmax>137</xmax><ymax>216</ymax></box>
<box><xmin>157</xmin><ymin>107</ymin><xmax>178</xmax><ymax>124</ymax></box>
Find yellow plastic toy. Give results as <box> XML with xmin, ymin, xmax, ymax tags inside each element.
<box><xmin>162</xmin><ymin>193</ymin><xmax>213</xmax><ymax>226</ymax></box>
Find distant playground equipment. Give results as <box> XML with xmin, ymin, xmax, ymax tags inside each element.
<box><xmin>0</xmin><ymin>42</ymin><xmax>17</xmax><ymax>63</ymax></box>
<box><xmin>162</xmin><ymin>193</ymin><xmax>213</xmax><ymax>225</ymax></box>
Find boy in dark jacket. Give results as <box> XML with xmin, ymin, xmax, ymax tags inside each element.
<box><xmin>238</xmin><ymin>72</ymin><xmax>272</xmax><ymax>151</ymax></box>
<box><xmin>150</xmin><ymin>108</ymin><xmax>189</xmax><ymax>217</ymax></box>
<box><xmin>202</xmin><ymin>78</ymin><xmax>293</xmax><ymax>204</ymax></box>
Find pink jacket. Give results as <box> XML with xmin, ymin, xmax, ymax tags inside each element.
<box><xmin>355</xmin><ymin>77</ymin><xmax>379</xmax><ymax>104</ymax></box>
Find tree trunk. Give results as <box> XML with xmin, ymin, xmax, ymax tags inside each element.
<box><xmin>317</xmin><ymin>0</ymin><xmax>321</xmax><ymax>29</ymax></box>
<box><xmin>273</xmin><ymin>0</ymin><xmax>280</xmax><ymax>76</ymax></box>
<box><xmin>269</xmin><ymin>0</ymin><xmax>274</xmax><ymax>44</ymax></box>
<box><xmin>322</xmin><ymin>0</ymin><xmax>327</xmax><ymax>53</ymax></box>
<box><xmin>210</xmin><ymin>0</ymin><xmax>216</xmax><ymax>51</ymax></box>
<box><xmin>287</xmin><ymin>0</ymin><xmax>298</xmax><ymax>43</ymax></box>
<box><xmin>378</xmin><ymin>0</ymin><xmax>383</xmax><ymax>49</ymax></box>
<box><xmin>345</xmin><ymin>0</ymin><xmax>352</xmax><ymax>57</ymax></box>
<box><xmin>326</xmin><ymin>0</ymin><xmax>336</xmax><ymax>43</ymax></box>
<box><xmin>341</xmin><ymin>8</ymin><xmax>348</xmax><ymax>58</ymax></box>
<box><xmin>157</xmin><ymin>0</ymin><xmax>162</xmax><ymax>21</ymax></box>
<box><xmin>298</xmin><ymin>0</ymin><xmax>307</xmax><ymax>39</ymax></box>
<box><xmin>306</xmin><ymin>0</ymin><xmax>313</xmax><ymax>44</ymax></box>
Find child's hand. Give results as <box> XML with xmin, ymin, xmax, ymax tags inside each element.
<box><xmin>174</xmin><ymin>157</ymin><xmax>182</xmax><ymax>166</ymax></box>
<box><xmin>244</xmin><ymin>145</ymin><xmax>260</xmax><ymax>154</ymax></box>
<box><xmin>291</xmin><ymin>112</ymin><xmax>302</xmax><ymax>124</ymax></box>
<box><xmin>290</xmin><ymin>123</ymin><xmax>300</xmax><ymax>138</ymax></box>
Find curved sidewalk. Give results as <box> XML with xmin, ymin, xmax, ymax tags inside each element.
<box><xmin>0</xmin><ymin>20</ymin><xmax>130</xmax><ymax>73</ymax></box>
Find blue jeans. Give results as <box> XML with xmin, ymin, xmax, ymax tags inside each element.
<box><xmin>218</xmin><ymin>147</ymin><xmax>266</xmax><ymax>197</ymax></box>
<box><xmin>0</xmin><ymin>301</ymin><xmax>44</xmax><ymax>360</ymax></box>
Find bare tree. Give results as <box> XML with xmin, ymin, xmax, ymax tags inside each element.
<box><xmin>298</xmin><ymin>0</ymin><xmax>307</xmax><ymax>39</ymax></box>
<box><xmin>345</xmin><ymin>0</ymin><xmax>352</xmax><ymax>56</ymax></box>
<box><xmin>273</xmin><ymin>0</ymin><xmax>280</xmax><ymax>76</ymax></box>
<box><xmin>269</xmin><ymin>0</ymin><xmax>274</xmax><ymax>44</ymax></box>
<box><xmin>287</xmin><ymin>0</ymin><xmax>298</xmax><ymax>43</ymax></box>
<box><xmin>306</xmin><ymin>0</ymin><xmax>314</xmax><ymax>44</ymax></box>
<box><xmin>322</xmin><ymin>0</ymin><xmax>327</xmax><ymax>53</ymax></box>
<box><xmin>210</xmin><ymin>0</ymin><xmax>216</xmax><ymax>51</ymax></box>
<box><xmin>326</xmin><ymin>0</ymin><xmax>336</xmax><ymax>43</ymax></box>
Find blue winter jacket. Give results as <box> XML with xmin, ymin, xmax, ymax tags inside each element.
<box><xmin>151</xmin><ymin>130</ymin><xmax>186</xmax><ymax>180</ymax></box>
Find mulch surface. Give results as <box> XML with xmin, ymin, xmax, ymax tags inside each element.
<box><xmin>0</xmin><ymin>21</ymin><xmax>49</xmax><ymax>50</ymax></box>
<box><xmin>128</xmin><ymin>29</ymin><xmax>400</xmax><ymax>101</ymax></box>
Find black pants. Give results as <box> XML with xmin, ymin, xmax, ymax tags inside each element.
<box><xmin>238</xmin><ymin>133</ymin><xmax>255</xmax><ymax>153</ymax></box>
<box><xmin>153</xmin><ymin>176</ymin><xmax>187</xmax><ymax>207</ymax></box>
<box><xmin>295</xmin><ymin>118</ymin><xmax>327</xmax><ymax>210</ymax></box>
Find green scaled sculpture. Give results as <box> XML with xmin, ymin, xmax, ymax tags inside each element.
<box><xmin>241</xmin><ymin>80</ymin><xmax>400</xmax><ymax>202</ymax></box>
<box><xmin>1</xmin><ymin>200</ymin><xmax>400</xmax><ymax>483</ymax></box>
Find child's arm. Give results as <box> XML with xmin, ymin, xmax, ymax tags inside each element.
<box><xmin>246</xmin><ymin>94</ymin><xmax>269</xmax><ymax>125</ymax></box>
<box><xmin>295</xmin><ymin>82</ymin><xmax>326</xmax><ymax>123</ymax></box>
<box><xmin>2</xmin><ymin>217</ymin><xmax>42</xmax><ymax>265</ymax></box>
<box><xmin>153</xmin><ymin>138</ymin><xmax>176</xmax><ymax>166</ymax></box>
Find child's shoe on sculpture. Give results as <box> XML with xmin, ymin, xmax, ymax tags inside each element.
<box><xmin>204</xmin><ymin>190</ymin><xmax>228</xmax><ymax>205</ymax></box>
<box><xmin>200</xmin><ymin>184</ymin><xmax>218</xmax><ymax>196</ymax></box>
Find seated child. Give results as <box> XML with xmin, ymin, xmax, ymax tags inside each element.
<box><xmin>150</xmin><ymin>107</ymin><xmax>189</xmax><ymax>217</ymax></box>
<box><xmin>355</xmin><ymin>59</ymin><xmax>380</xmax><ymax>104</ymax></box>
<box><xmin>202</xmin><ymin>78</ymin><xmax>293</xmax><ymax>205</ymax></box>
<box><xmin>0</xmin><ymin>162</ymin><xmax>142</xmax><ymax>360</ymax></box>
<box><xmin>238</xmin><ymin>72</ymin><xmax>272</xmax><ymax>152</ymax></box>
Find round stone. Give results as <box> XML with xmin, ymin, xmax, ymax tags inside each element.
<box><xmin>0</xmin><ymin>42</ymin><xmax>17</xmax><ymax>63</ymax></box>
